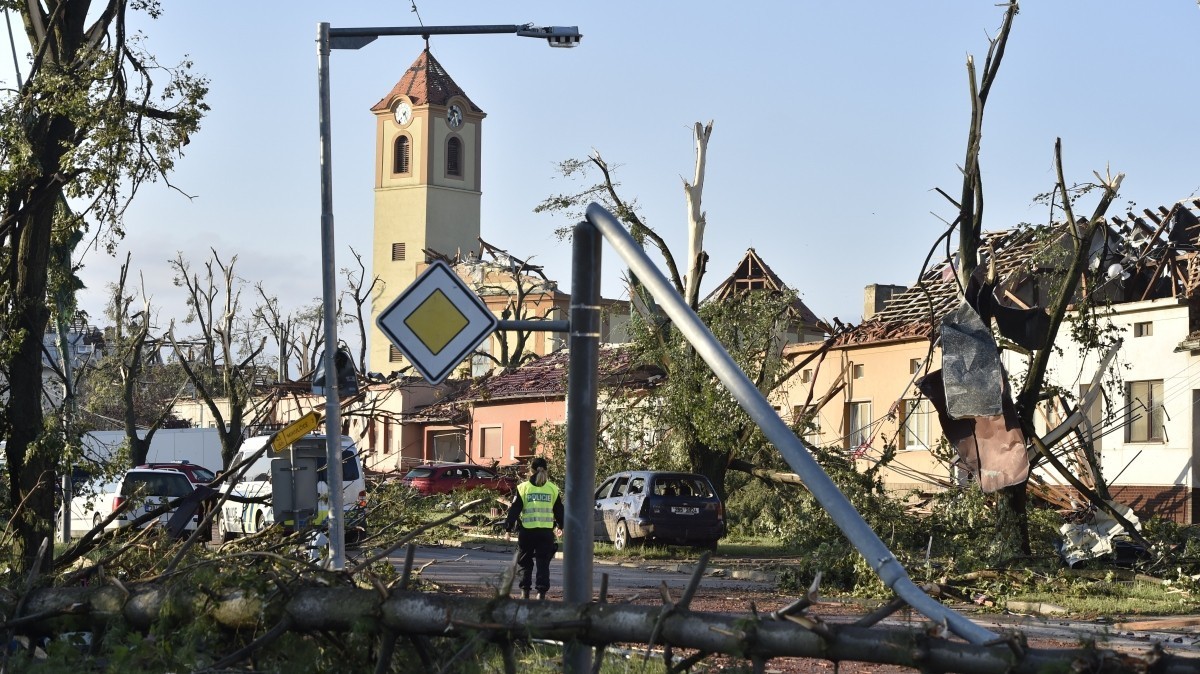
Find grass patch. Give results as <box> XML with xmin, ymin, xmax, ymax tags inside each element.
<box><xmin>1007</xmin><ymin>576</ymin><xmax>1196</xmax><ymax>618</ymax></box>
<box><xmin>593</xmin><ymin>543</ymin><xmax>689</xmax><ymax>561</ymax></box>
<box><xmin>717</xmin><ymin>536</ymin><xmax>801</xmax><ymax>558</ymax></box>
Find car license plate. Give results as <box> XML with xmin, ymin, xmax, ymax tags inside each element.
<box><xmin>671</xmin><ymin>506</ymin><xmax>698</xmax><ymax>515</ymax></box>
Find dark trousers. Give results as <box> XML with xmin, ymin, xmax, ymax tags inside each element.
<box><xmin>516</xmin><ymin>527</ymin><xmax>557</xmax><ymax>593</ymax></box>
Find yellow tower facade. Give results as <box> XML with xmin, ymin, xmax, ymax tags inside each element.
<box><xmin>369</xmin><ymin>49</ymin><xmax>485</xmax><ymax>373</ymax></box>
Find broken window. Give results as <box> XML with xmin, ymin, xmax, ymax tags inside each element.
<box><xmin>1126</xmin><ymin>380</ymin><xmax>1163</xmax><ymax>442</ymax></box>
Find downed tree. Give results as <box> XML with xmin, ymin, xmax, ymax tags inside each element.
<box><xmin>7</xmin><ymin>580</ymin><xmax>1193</xmax><ymax>674</ymax></box>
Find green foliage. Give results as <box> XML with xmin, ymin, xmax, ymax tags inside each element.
<box><xmin>731</xmin><ymin>445</ymin><xmax>925</xmax><ymax>594</ymax></box>
<box><xmin>366</xmin><ymin>479</ymin><xmax>509</xmax><ymax>543</ymax></box>
<box><xmin>616</xmin><ymin>289</ymin><xmax>804</xmax><ymax>498</ymax></box>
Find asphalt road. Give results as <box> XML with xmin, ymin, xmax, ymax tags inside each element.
<box><xmin>394</xmin><ymin>544</ymin><xmax>775</xmax><ymax>598</ymax></box>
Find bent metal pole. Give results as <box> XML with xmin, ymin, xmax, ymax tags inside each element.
<box><xmin>583</xmin><ymin>202</ymin><xmax>996</xmax><ymax>646</ymax></box>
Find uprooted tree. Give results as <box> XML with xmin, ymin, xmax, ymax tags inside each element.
<box><xmin>5</xmin><ymin>496</ymin><xmax>1193</xmax><ymax>674</ymax></box>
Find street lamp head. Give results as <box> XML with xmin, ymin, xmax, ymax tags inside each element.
<box><xmin>516</xmin><ymin>25</ymin><xmax>581</xmax><ymax>48</ymax></box>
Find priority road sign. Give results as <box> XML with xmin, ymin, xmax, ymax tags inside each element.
<box><xmin>376</xmin><ymin>260</ymin><xmax>498</xmax><ymax>384</ymax></box>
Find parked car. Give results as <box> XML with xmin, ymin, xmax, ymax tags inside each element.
<box><xmin>65</xmin><ymin>468</ymin><xmax>121</xmax><ymax>536</ymax></box>
<box><xmin>111</xmin><ymin>467</ymin><xmax>205</xmax><ymax>537</ymax></box>
<box><xmin>137</xmin><ymin>460</ymin><xmax>217</xmax><ymax>486</ymax></box>
<box><xmin>399</xmin><ymin>463</ymin><xmax>517</xmax><ymax>496</ymax></box>
<box><xmin>593</xmin><ymin>471</ymin><xmax>724</xmax><ymax>551</ymax></box>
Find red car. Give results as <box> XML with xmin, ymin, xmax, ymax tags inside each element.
<box><xmin>399</xmin><ymin>463</ymin><xmax>517</xmax><ymax>496</ymax></box>
<box><xmin>137</xmin><ymin>461</ymin><xmax>217</xmax><ymax>486</ymax></box>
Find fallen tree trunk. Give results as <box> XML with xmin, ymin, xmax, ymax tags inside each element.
<box><xmin>728</xmin><ymin>458</ymin><xmax>808</xmax><ymax>490</ymax></box>
<box><xmin>11</xmin><ymin>583</ymin><xmax>1193</xmax><ymax>673</ymax></box>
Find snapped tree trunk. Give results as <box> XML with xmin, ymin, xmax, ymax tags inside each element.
<box><xmin>8</xmin><ymin>582</ymin><xmax>1191</xmax><ymax>674</ymax></box>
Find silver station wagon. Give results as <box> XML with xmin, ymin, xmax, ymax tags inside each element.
<box><xmin>593</xmin><ymin>471</ymin><xmax>725</xmax><ymax>551</ymax></box>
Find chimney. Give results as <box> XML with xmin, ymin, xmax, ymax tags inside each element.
<box><xmin>863</xmin><ymin>284</ymin><xmax>906</xmax><ymax>321</ymax></box>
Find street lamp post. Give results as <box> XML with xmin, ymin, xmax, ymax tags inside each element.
<box><xmin>315</xmin><ymin>21</ymin><xmax>583</xmax><ymax>658</ymax></box>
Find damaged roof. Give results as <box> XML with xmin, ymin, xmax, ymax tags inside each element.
<box><xmin>411</xmin><ymin>345</ymin><xmax>659</xmax><ymax>423</ymax></box>
<box><xmin>705</xmin><ymin>248</ymin><xmax>824</xmax><ymax>328</ymax></box>
<box><xmin>841</xmin><ymin>199</ymin><xmax>1200</xmax><ymax>346</ymax></box>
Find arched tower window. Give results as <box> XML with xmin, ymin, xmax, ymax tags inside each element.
<box><xmin>446</xmin><ymin>136</ymin><xmax>462</xmax><ymax>177</ymax></box>
<box><xmin>393</xmin><ymin>135</ymin><xmax>410</xmax><ymax>174</ymax></box>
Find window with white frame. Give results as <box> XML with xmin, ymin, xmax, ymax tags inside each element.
<box><xmin>1126</xmin><ymin>380</ymin><xmax>1164</xmax><ymax>442</ymax></box>
<box><xmin>845</xmin><ymin>401</ymin><xmax>872</xmax><ymax>449</ymax></box>
<box><xmin>901</xmin><ymin>398</ymin><xmax>933</xmax><ymax>450</ymax></box>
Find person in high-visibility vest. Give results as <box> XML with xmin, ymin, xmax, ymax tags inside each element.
<box><xmin>504</xmin><ymin>456</ymin><xmax>564</xmax><ymax>600</ymax></box>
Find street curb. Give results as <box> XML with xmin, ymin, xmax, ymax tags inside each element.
<box><xmin>435</xmin><ymin>538</ymin><xmax>780</xmax><ymax>583</ymax></box>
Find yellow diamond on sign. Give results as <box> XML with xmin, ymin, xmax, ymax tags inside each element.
<box><xmin>376</xmin><ymin>260</ymin><xmax>498</xmax><ymax>384</ymax></box>
<box><xmin>404</xmin><ymin>289</ymin><xmax>469</xmax><ymax>355</ymax></box>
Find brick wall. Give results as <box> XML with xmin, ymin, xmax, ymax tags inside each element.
<box><xmin>1046</xmin><ymin>485</ymin><xmax>1192</xmax><ymax>524</ymax></box>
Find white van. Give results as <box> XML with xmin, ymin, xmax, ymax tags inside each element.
<box><xmin>218</xmin><ymin>434</ymin><xmax>365</xmax><ymax>540</ymax></box>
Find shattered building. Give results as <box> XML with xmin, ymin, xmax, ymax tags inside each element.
<box><xmin>783</xmin><ymin>200</ymin><xmax>1200</xmax><ymax>523</ymax></box>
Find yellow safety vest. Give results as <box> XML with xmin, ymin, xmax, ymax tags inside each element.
<box><xmin>517</xmin><ymin>481</ymin><xmax>559</xmax><ymax>529</ymax></box>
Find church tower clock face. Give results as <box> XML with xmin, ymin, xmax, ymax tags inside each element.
<box><xmin>393</xmin><ymin>101</ymin><xmax>412</xmax><ymax>126</ymax></box>
<box><xmin>446</xmin><ymin>104</ymin><xmax>463</xmax><ymax>128</ymax></box>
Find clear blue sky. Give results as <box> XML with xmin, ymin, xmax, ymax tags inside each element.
<box><xmin>4</xmin><ymin>2</ymin><xmax>1199</xmax><ymax>335</ymax></box>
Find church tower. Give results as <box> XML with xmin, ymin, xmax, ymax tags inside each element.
<box><xmin>369</xmin><ymin>49</ymin><xmax>485</xmax><ymax>373</ymax></box>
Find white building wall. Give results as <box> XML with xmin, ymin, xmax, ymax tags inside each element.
<box><xmin>1029</xmin><ymin>297</ymin><xmax>1195</xmax><ymax>519</ymax></box>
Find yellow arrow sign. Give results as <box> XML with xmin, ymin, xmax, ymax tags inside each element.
<box><xmin>272</xmin><ymin>411</ymin><xmax>322</xmax><ymax>452</ymax></box>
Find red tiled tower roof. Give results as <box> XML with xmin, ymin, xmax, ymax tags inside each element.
<box><xmin>371</xmin><ymin>49</ymin><xmax>483</xmax><ymax>113</ymax></box>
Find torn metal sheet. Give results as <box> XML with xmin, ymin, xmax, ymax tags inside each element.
<box><xmin>969</xmin><ymin>278</ymin><xmax>1052</xmax><ymax>352</ymax></box>
<box><xmin>918</xmin><ymin>369</ymin><xmax>1029</xmax><ymax>493</ymax></box>
<box><xmin>1056</xmin><ymin>501</ymin><xmax>1141</xmax><ymax>567</ymax></box>
<box><xmin>940</xmin><ymin>302</ymin><xmax>1004</xmax><ymax>419</ymax></box>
